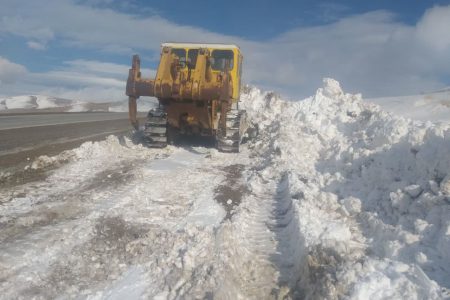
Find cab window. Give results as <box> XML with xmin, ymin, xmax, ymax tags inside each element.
<box><xmin>211</xmin><ymin>50</ymin><xmax>234</xmax><ymax>71</ymax></box>
<box><xmin>188</xmin><ymin>49</ymin><xmax>199</xmax><ymax>68</ymax></box>
<box><xmin>171</xmin><ymin>48</ymin><xmax>186</xmax><ymax>66</ymax></box>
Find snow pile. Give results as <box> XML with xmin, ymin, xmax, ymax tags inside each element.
<box><xmin>29</xmin><ymin>155</ymin><xmax>65</xmax><ymax>170</ymax></box>
<box><xmin>240</xmin><ymin>79</ymin><xmax>450</xmax><ymax>298</ymax></box>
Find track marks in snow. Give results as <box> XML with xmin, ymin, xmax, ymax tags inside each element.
<box><xmin>212</xmin><ymin>172</ymin><xmax>308</xmax><ymax>299</ymax></box>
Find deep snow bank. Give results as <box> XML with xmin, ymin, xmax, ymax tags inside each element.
<box><xmin>240</xmin><ymin>79</ymin><xmax>450</xmax><ymax>299</ymax></box>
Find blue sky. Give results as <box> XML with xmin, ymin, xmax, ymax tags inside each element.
<box><xmin>132</xmin><ymin>0</ymin><xmax>449</xmax><ymax>38</ymax></box>
<box><xmin>1</xmin><ymin>0</ymin><xmax>450</xmax><ymax>102</ymax></box>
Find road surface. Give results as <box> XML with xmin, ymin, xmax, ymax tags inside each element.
<box><xmin>0</xmin><ymin>112</ymin><xmax>143</xmax><ymax>170</ymax></box>
<box><xmin>0</xmin><ymin>112</ymin><xmax>131</xmax><ymax>130</ymax></box>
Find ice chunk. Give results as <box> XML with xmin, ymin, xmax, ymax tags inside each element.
<box><xmin>404</xmin><ymin>184</ymin><xmax>423</xmax><ymax>198</ymax></box>
<box><xmin>429</xmin><ymin>180</ymin><xmax>440</xmax><ymax>194</ymax></box>
<box><xmin>342</xmin><ymin>196</ymin><xmax>362</xmax><ymax>214</ymax></box>
<box><xmin>440</xmin><ymin>174</ymin><xmax>450</xmax><ymax>195</ymax></box>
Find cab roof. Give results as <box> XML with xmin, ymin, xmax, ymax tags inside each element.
<box><xmin>162</xmin><ymin>42</ymin><xmax>240</xmax><ymax>50</ymax></box>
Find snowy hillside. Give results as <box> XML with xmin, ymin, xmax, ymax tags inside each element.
<box><xmin>0</xmin><ymin>79</ymin><xmax>449</xmax><ymax>299</ymax></box>
<box><xmin>108</xmin><ymin>98</ymin><xmax>158</xmax><ymax>113</ymax></box>
<box><xmin>369</xmin><ymin>89</ymin><xmax>450</xmax><ymax>123</ymax></box>
<box><xmin>0</xmin><ymin>95</ymin><xmax>157</xmax><ymax>113</ymax></box>
<box><xmin>0</xmin><ymin>95</ymin><xmax>82</xmax><ymax>111</ymax></box>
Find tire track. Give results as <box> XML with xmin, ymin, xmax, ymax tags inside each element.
<box><xmin>212</xmin><ymin>172</ymin><xmax>308</xmax><ymax>299</ymax></box>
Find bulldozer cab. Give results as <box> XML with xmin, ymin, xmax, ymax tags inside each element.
<box><xmin>161</xmin><ymin>43</ymin><xmax>243</xmax><ymax>101</ymax></box>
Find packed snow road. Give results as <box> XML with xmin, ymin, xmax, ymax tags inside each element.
<box><xmin>1</xmin><ymin>79</ymin><xmax>450</xmax><ymax>299</ymax></box>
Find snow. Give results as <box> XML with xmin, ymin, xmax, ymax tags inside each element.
<box><xmin>1</xmin><ymin>79</ymin><xmax>450</xmax><ymax>299</ymax></box>
<box><xmin>108</xmin><ymin>97</ymin><xmax>158</xmax><ymax>112</ymax></box>
<box><xmin>238</xmin><ymin>78</ymin><xmax>449</xmax><ymax>298</ymax></box>
<box><xmin>0</xmin><ymin>94</ymin><xmax>157</xmax><ymax>112</ymax></box>
<box><xmin>35</xmin><ymin>95</ymin><xmax>59</xmax><ymax>109</ymax></box>
<box><xmin>369</xmin><ymin>89</ymin><xmax>450</xmax><ymax>123</ymax></box>
<box><xmin>1</xmin><ymin>95</ymin><xmax>73</xmax><ymax>110</ymax></box>
<box><xmin>67</xmin><ymin>103</ymin><xmax>88</xmax><ymax>112</ymax></box>
<box><xmin>4</xmin><ymin>95</ymin><xmax>37</xmax><ymax>109</ymax></box>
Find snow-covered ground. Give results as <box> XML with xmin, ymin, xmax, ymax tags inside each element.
<box><xmin>369</xmin><ymin>89</ymin><xmax>450</xmax><ymax>123</ymax></box>
<box><xmin>1</xmin><ymin>80</ymin><xmax>449</xmax><ymax>299</ymax></box>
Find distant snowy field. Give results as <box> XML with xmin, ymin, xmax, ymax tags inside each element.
<box><xmin>369</xmin><ymin>89</ymin><xmax>450</xmax><ymax>123</ymax></box>
<box><xmin>0</xmin><ymin>95</ymin><xmax>157</xmax><ymax>113</ymax></box>
<box><xmin>1</xmin><ymin>80</ymin><xmax>449</xmax><ymax>299</ymax></box>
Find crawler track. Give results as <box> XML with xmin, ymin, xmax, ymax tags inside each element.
<box><xmin>217</xmin><ymin>108</ymin><xmax>248</xmax><ymax>153</ymax></box>
<box><xmin>143</xmin><ymin>108</ymin><xmax>168</xmax><ymax>147</ymax></box>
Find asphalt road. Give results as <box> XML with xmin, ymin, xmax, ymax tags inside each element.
<box><xmin>0</xmin><ymin>112</ymin><xmax>144</xmax><ymax>170</ymax></box>
<box><xmin>0</xmin><ymin>112</ymin><xmax>131</xmax><ymax>130</ymax></box>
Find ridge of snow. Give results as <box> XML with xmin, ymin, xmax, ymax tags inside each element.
<box><xmin>239</xmin><ymin>78</ymin><xmax>449</xmax><ymax>298</ymax></box>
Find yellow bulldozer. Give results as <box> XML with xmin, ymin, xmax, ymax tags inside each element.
<box><xmin>126</xmin><ymin>42</ymin><xmax>247</xmax><ymax>152</ymax></box>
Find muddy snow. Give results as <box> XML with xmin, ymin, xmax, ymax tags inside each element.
<box><xmin>1</xmin><ymin>79</ymin><xmax>450</xmax><ymax>299</ymax></box>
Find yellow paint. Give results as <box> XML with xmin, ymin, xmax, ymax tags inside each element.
<box><xmin>186</xmin><ymin>115</ymin><xmax>195</xmax><ymax>123</ymax></box>
<box><xmin>155</xmin><ymin>43</ymin><xmax>243</xmax><ymax>101</ymax></box>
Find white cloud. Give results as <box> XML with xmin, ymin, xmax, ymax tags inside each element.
<box><xmin>39</xmin><ymin>86</ymin><xmax>124</xmax><ymax>102</ymax></box>
<box><xmin>0</xmin><ymin>1</ymin><xmax>449</xmax><ymax>99</ymax></box>
<box><xmin>27</xmin><ymin>41</ymin><xmax>46</xmax><ymax>50</ymax></box>
<box><xmin>1</xmin><ymin>15</ymin><xmax>55</xmax><ymax>44</ymax></box>
<box><xmin>416</xmin><ymin>5</ymin><xmax>450</xmax><ymax>52</ymax></box>
<box><xmin>63</xmin><ymin>59</ymin><xmax>154</xmax><ymax>78</ymax></box>
<box><xmin>0</xmin><ymin>0</ymin><xmax>236</xmax><ymax>54</ymax></box>
<box><xmin>241</xmin><ymin>8</ymin><xmax>450</xmax><ymax>98</ymax></box>
<box><xmin>0</xmin><ymin>57</ymin><xmax>140</xmax><ymax>102</ymax></box>
<box><xmin>0</xmin><ymin>57</ymin><xmax>28</xmax><ymax>84</ymax></box>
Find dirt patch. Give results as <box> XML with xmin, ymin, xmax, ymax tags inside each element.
<box><xmin>25</xmin><ymin>216</ymin><xmax>162</xmax><ymax>298</ymax></box>
<box><xmin>0</xmin><ymin>167</ymin><xmax>51</xmax><ymax>191</ymax></box>
<box><xmin>0</xmin><ymin>199</ymin><xmax>83</xmax><ymax>244</ymax></box>
<box><xmin>0</xmin><ymin>163</ymin><xmax>137</xmax><ymax>244</ymax></box>
<box><xmin>214</xmin><ymin>164</ymin><xmax>249</xmax><ymax>220</ymax></box>
<box><xmin>297</xmin><ymin>245</ymin><xmax>351</xmax><ymax>299</ymax></box>
<box><xmin>0</xmin><ymin>153</ymin><xmax>75</xmax><ymax>191</ymax></box>
<box><xmin>81</xmin><ymin>164</ymin><xmax>135</xmax><ymax>191</ymax></box>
